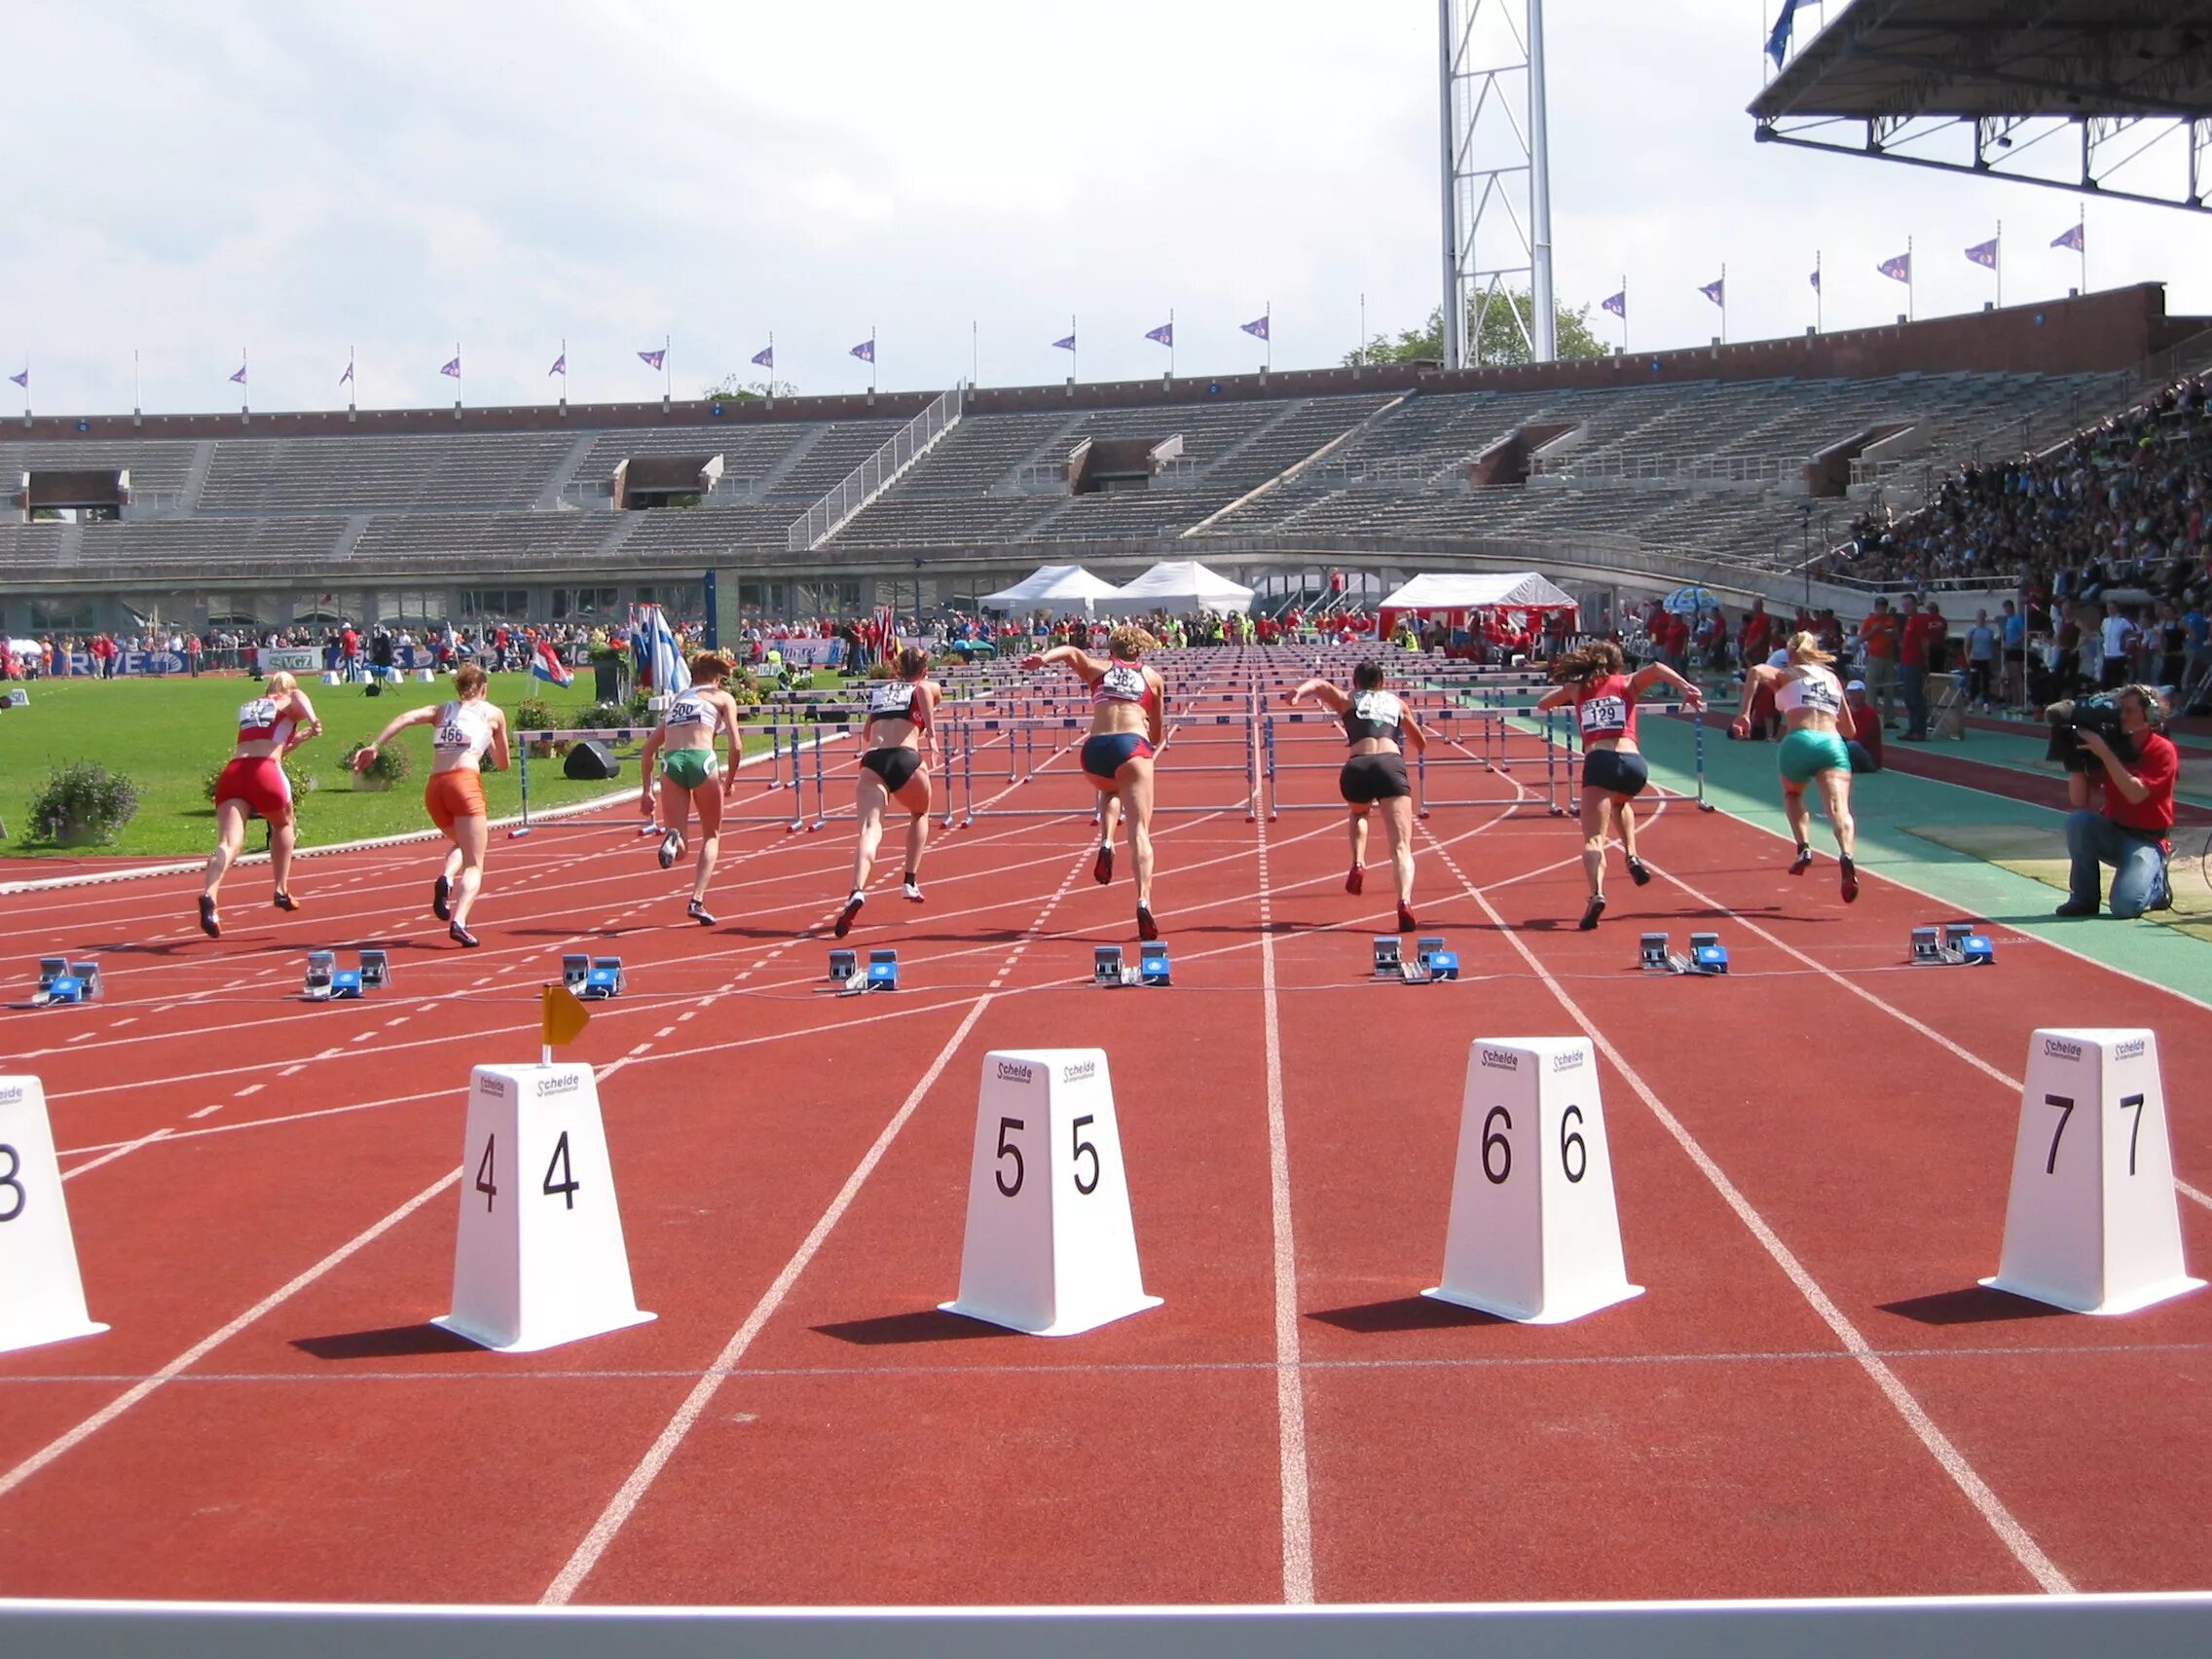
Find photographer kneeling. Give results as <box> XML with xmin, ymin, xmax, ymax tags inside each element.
<box><xmin>2046</xmin><ymin>687</ymin><xmax>2177</xmax><ymax>919</ymax></box>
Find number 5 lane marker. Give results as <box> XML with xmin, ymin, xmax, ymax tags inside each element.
<box><xmin>1423</xmin><ymin>827</ymin><xmax>2073</xmax><ymax>1595</ymax></box>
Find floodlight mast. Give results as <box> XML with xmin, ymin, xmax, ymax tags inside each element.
<box><xmin>1438</xmin><ymin>0</ymin><xmax>1557</xmax><ymax>370</ymax></box>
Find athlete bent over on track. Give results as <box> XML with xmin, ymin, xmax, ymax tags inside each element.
<box><xmin>835</xmin><ymin>646</ymin><xmax>942</xmax><ymax>939</ymax></box>
<box><xmin>353</xmin><ymin>663</ymin><xmax>512</xmax><ymax>946</ymax></box>
<box><xmin>200</xmin><ymin>671</ymin><xmax>323</xmax><ymax>938</ymax></box>
<box><xmin>1536</xmin><ymin>641</ymin><xmax>1703</xmax><ymax>931</ymax></box>
<box><xmin>637</xmin><ymin>651</ymin><xmax>742</xmax><ymax>927</ymax></box>
<box><xmin>1291</xmin><ymin>660</ymin><xmax>1427</xmax><ymax>933</ymax></box>
<box><xmin>1023</xmin><ymin>624</ymin><xmax>1167</xmax><ymax>941</ymax></box>
<box><xmin>1735</xmin><ymin>631</ymin><xmax>1861</xmax><ymax>903</ymax></box>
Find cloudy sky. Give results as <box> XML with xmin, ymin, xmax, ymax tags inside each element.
<box><xmin>3</xmin><ymin>0</ymin><xmax>2206</xmax><ymax>415</ymax></box>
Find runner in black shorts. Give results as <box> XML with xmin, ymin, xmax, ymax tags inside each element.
<box><xmin>834</xmin><ymin>646</ymin><xmax>941</xmax><ymax>939</ymax></box>
<box><xmin>1291</xmin><ymin>662</ymin><xmax>1427</xmax><ymax>932</ymax></box>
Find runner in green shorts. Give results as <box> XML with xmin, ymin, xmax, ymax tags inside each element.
<box><xmin>637</xmin><ymin>652</ymin><xmax>743</xmax><ymax>926</ymax></box>
<box><xmin>1734</xmin><ymin>632</ymin><xmax>1862</xmax><ymax>903</ymax></box>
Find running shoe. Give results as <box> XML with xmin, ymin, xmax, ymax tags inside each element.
<box><xmin>1626</xmin><ymin>857</ymin><xmax>1652</xmax><ymax>887</ymax></box>
<box><xmin>449</xmin><ymin>922</ymin><xmax>482</xmax><ymax>948</ymax></box>
<box><xmin>833</xmin><ymin>892</ymin><xmax>865</xmax><ymax>939</ymax></box>
<box><xmin>433</xmin><ymin>875</ymin><xmax>452</xmax><ymax>921</ymax></box>
<box><xmin>1578</xmin><ymin>894</ymin><xmax>1607</xmax><ymax>932</ymax></box>
<box><xmin>657</xmin><ymin>828</ymin><xmax>683</xmax><ymax>870</ymax></box>
<box><xmin>198</xmin><ymin>894</ymin><xmax>221</xmax><ymax>940</ymax></box>
<box><xmin>903</xmin><ymin>877</ymin><xmax>924</xmax><ymax>903</ymax></box>
<box><xmin>1346</xmin><ymin>864</ymin><xmax>1365</xmax><ymax>896</ymax></box>
<box><xmin>1840</xmin><ymin>856</ymin><xmax>1860</xmax><ymax>904</ymax></box>
<box><xmin>1093</xmin><ymin>843</ymin><xmax>1114</xmax><ymax>886</ymax></box>
<box><xmin>1788</xmin><ymin>843</ymin><xmax>1813</xmax><ymax>876</ymax></box>
<box><xmin>1136</xmin><ymin>903</ymin><xmax>1160</xmax><ymax>942</ymax></box>
<box><xmin>686</xmin><ymin>898</ymin><xmax>716</xmax><ymax>927</ymax></box>
<box><xmin>1396</xmin><ymin>902</ymin><xmax>1418</xmax><ymax>933</ymax></box>
<box><xmin>273</xmin><ymin>890</ymin><xmax>299</xmax><ymax>912</ymax></box>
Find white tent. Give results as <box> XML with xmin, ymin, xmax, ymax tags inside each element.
<box><xmin>1376</xmin><ymin>571</ymin><xmax>1577</xmax><ymax>613</ymax></box>
<box><xmin>978</xmin><ymin>565</ymin><xmax>1124</xmax><ymax>613</ymax></box>
<box><xmin>1100</xmin><ymin>560</ymin><xmax>1256</xmax><ymax>616</ymax></box>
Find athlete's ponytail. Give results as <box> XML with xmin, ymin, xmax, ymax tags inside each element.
<box><xmin>1547</xmin><ymin>641</ymin><xmax>1624</xmax><ymax>684</ymax></box>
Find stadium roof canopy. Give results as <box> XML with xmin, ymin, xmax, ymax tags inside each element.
<box><xmin>1751</xmin><ymin>0</ymin><xmax>2212</xmax><ymax>211</ymax></box>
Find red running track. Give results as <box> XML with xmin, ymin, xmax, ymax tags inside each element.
<box><xmin>1</xmin><ymin>712</ymin><xmax>2208</xmax><ymax>1605</ymax></box>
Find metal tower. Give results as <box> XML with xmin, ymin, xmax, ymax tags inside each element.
<box><xmin>1439</xmin><ymin>0</ymin><xmax>1556</xmax><ymax>368</ymax></box>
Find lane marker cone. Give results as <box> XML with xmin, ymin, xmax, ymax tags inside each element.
<box><xmin>940</xmin><ymin>1049</ymin><xmax>1161</xmax><ymax>1336</ymax></box>
<box><xmin>434</xmin><ymin>1063</ymin><xmax>656</xmax><ymax>1352</ymax></box>
<box><xmin>1423</xmin><ymin>1037</ymin><xmax>1643</xmax><ymax>1324</ymax></box>
<box><xmin>1982</xmin><ymin>1029</ymin><xmax>2204</xmax><ymax>1315</ymax></box>
<box><xmin>0</xmin><ymin>1076</ymin><xmax>109</xmax><ymax>1354</ymax></box>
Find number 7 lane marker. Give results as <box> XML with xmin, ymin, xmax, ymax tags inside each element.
<box><xmin>1421</xmin><ymin>827</ymin><xmax>2075</xmax><ymax>1595</ymax></box>
<box><xmin>539</xmin><ymin>843</ymin><xmax>1101</xmax><ymax>1605</ymax></box>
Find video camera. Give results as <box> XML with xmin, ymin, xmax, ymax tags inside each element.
<box><xmin>2045</xmin><ymin>694</ymin><xmax>2135</xmax><ymax>772</ymax></box>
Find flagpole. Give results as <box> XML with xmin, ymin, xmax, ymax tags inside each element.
<box><xmin>1266</xmin><ymin>301</ymin><xmax>1272</xmax><ymax>372</ymax></box>
<box><xmin>1169</xmin><ymin>307</ymin><xmax>1175</xmax><ymax>378</ymax></box>
<box><xmin>664</xmin><ymin>333</ymin><xmax>671</xmax><ymax>401</ymax></box>
<box><xmin>1359</xmin><ymin>292</ymin><xmax>1366</xmax><ymax>368</ymax></box>
<box><xmin>1995</xmin><ymin>220</ymin><xmax>2003</xmax><ymax>309</ymax></box>
<box><xmin>1620</xmin><ymin>275</ymin><xmax>1628</xmax><ymax>351</ymax></box>
<box><xmin>1072</xmin><ymin>314</ymin><xmax>1078</xmax><ymax>384</ymax></box>
<box><xmin>1720</xmin><ymin>263</ymin><xmax>1727</xmax><ymax>345</ymax></box>
<box><xmin>2078</xmin><ymin>206</ymin><xmax>2086</xmax><ymax>294</ymax></box>
<box><xmin>240</xmin><ymin>348</ymin><xmax>247</xmax><ymax>415</ymax></box>
<box><xmin>1907</xmin><ymin>237</ymin><xmax>1915</xmax><ymax>322</ymax></box>
<box><xmin>972</xmin><ymin>318</ymin><xmax>978</xmax><ymax>387</ymax></box>
<box><xmin>1816</xmin><ymin>250</ymin><xmax>1823</xmax><ymax>333</ymax></box>
<box><xmin>870</xmin><ymin>325</ymin><xmax>877</xmax><ymax>394</ymax></box>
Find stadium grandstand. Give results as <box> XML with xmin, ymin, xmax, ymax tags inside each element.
<box><xmin>4</xmin><ymin>282</ymin><xmax>2207</xmax><ymax>645</ymax></box>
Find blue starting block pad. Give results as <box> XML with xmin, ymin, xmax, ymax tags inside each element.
<box><xmin>865</xmin><ymin>949</ymin><xmax>900</xmax><ymax>991</ymax></box>
<box><xmin>1372</xmin><ymin>934</ymin><xmax>1457</xmax><ymax>984</ymax></box>
<box><xmin>1094</xmin><ymin>942</ymin><xmax>1174</xmax><ymax>988</ymax></box>
<box><xmin>306</xmin><ymin>948</ymin><xmax>390</xmax><ymax>1001</ymax></box>
<box><xmin>1912</xmin><ymin>923</ymin><xmax>1994</xmax><ymax>966</ymax></box>
<box><xmin>31</xmin><ymin>956</ymin><xmax>99</xmax><ymax>1007</ymax></box>
<box><xmin>1640</xmin><ymin>932</ymin><xmax>1728</xmax><ymax>977</ymax></box>
<box><xmin>561</xmin><ymin>953</ymin><xmax>625</xmax><ymax>998</ymax></box>
<box><xmin>1416</xmin><ymin>937</ymin><xmax>1459</xmax><ymax>981</ymax></box>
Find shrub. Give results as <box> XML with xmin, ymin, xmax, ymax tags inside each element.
<box><xmin>203</xmin><ymin>753</ymin><xmax>314</xmax><ymax>805</ymax></box>
<box><xmin>342</xmin><ymin>740</ymin><xmax>411</xmax><ymax>787</ymax></box>
<box><xmin>512</xmin><ymin>696</ymin><xmax>559</xmax><ymax>732</ymax></box>
<box><xmin>30</xmin><ymin>761</ymin><xmax>140</xmax><ymax>846</ymax></box>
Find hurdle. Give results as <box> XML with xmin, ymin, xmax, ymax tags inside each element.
<box><xmin>952</xmin><ymin>712</ymin><xmax>1259</xmax><ymax>823</ymax></box>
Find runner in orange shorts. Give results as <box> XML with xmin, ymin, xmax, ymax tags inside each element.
<box><xmin>352</xmin><ymin>664</ymin><xmax>511</xmax><ymax>946</ymax></box>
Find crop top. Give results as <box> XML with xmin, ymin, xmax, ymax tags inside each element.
<box><xmin>432</xmin><ymin>700</ymin><xmax>497</xmax><ymax>765</ymax></box>
<box><xmin>236</xmin><ymin>696</ymin><xmax>296</xmax><ymax>748</ymax></box>
<box><xmin>1574</xmin><ymin>674</ymin><xmax>1638</xmax><ymax>742</ymax></box>
<box><xmin>866</xmin><ymin>680</ymin><xmax>931</xmax><ymax>730</ymax></box>
<box><xmin>1342</xmin><ymin>689</ymin><xmax>1405</xmax><ymax>745</ymax></box>
<box><xmin>1776</xmin><ymin>666</ymin><xmax>1844</xmax><ymax>718</ymax></box>
<box><xmin>1091</xmin><ymin>662</ymin><xmax>1156</xmax><ymax>711</ymax></box>
<box><xmin>666</xmin><ymin>689</ymin><xmax>723</xmax><ymax>737</ymax></box>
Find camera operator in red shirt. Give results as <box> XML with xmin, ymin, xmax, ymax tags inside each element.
<box><xmin>2053</xmin><ymin>685</ymin><xmax>2178</xmax><ymax>919</ymax></box>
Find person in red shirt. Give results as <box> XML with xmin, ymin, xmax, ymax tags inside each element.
<box><xmin>1843</xmin><ymin>681</ymin><xmax>1883</xmax><ymax>772</ymax></box>
<box><xmin>2055</xmin><ymin>686</ymin><xmax>2178</xmax><ymax>918</ymax></box>
<box><xmin>1740</xmin><ymin>602</ymin><xmax>1774</xmax><ymax>666</ymax></box>
<box><xmin>1858</xmin><ymin>599</ymin><xmax>1900</xmax><ymax>725</ymax></box>
<box><xmin>1898</xmin><ymin>594</ymin><xmax>1947</xmax><ymax>741</ymax></box>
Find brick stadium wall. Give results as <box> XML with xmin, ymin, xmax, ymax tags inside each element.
<box><xmin>8</xmin><ymin>283</ymin><xmax>2194</xmax><ymax>449</ymax></box>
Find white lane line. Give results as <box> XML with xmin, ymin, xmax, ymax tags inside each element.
<box><xmin>350</xmin><ymin>1031</ymin><xmax>377</xmax><ymax>1045</ymax></box>
<box><xmin>0</xmin><ymin>1169</ymin><xmax>461</xmax><ymax>1504</ymax></box>
<box><xmin>188</xmin><ymin>1106</ymin><xmax>224</xmax><ymax>1121</ymax></box>
<box><xmin>655</xmin><ymin>1027</ymin><xmax>677</xmax><ymax>1040</ymax></box>
<box><xmin>280</xmin><ymin>1064</ymin><xmax>304</xmax><ymax>1077</ymax></box>
<box><xmin>60</xmin><ymin>1127</ymin><xmax>175</xmax><ymax>1177</ymax></box>
<box><xmin>111</xmin><ymin>1017</ymin><xmax>136</xmax><ymax>1028</ymax></box>
<box><xmin>386</xmin><ymin>1016</ymin><xmax>409</xmax><ymax>1028</ymax></box>
<box><xmin>1256</xmin><ymin>808</ymin><xmax>1314</xmax><ymax>1605</ymax></box>
<box><xmin>1423</xmin><ymin>828</ymin><xmax>2075</xmax><ymax>1596</ymax></box>
<box><xmin>235</xmin><ymin>1085</ymin><xmax>263</xmax><ymax>1098</ymax></box>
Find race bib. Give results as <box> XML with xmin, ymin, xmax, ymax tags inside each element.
<box><xmin>433</xmin><ymin>706</ymin><xmax>473</xmax><ymax>752</ymax></box>
<box><xmin>1578</xmin><ymin>695</ymin><xmax>1628</xmax><ymax>733</ymax></box>
<box><xmin>1350</xmin><ymin>690</ymin><xmax>1401</xmax><ymax>731</ymax></box>
<box><xmin>1795</xmin><ymin>677</ymin><xmax>1841</xmax><ymax>714</ymax></box>
<box><xmin>669</xmin><ymin>695</ymin><xmax>711</xmax><ymax>725</ymax></box>
<box><xmin>1098</xmin><ymin>664</ymin><xmax>1148</xmax><ymax>703</ymax></box>
<box><xmin>238</xmin><ymin>697</ymin><xmax>277</xmax><ymax>730</ymax></box>
<box><xmin>868</xmin><ymin>682</ymin><xmax>916</xmax><ymax>717</ymax></box>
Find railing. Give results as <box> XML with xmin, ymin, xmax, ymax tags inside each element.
<box><xmin>1531</xmin><ymin>452</ymin><xmax>1809</xmax><ymax>487</ymax></box>
<box><xmin>785</xmin><ymin>383</ymin><xmax>965</xmax><ymax>551</ymax></box>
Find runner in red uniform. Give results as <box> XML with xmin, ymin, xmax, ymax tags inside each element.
<box><xmin>200</xmin><ymin>672</ymin><xmax>323</xmax><ymax>937</ymax></box>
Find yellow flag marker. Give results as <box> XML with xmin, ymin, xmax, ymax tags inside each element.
<box><xmin>541</xmin><ymin>982</ymin><xmax>591</xmax><ymax>1065</ymax></box>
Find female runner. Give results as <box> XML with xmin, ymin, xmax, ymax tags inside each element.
<box><xmin>1289</xmin><ymin>661</ymin><xmax>1427</xmax><ymax>932</ymax></box>
<box><xmin>200</xmin><ymin>671</ymin><xmax>323</xmax><ymax>937</ymax></box>
<box><xmin>833</xmin><ymin>645</ymin><xmax>942</xmax><ymax>938</ymax></box>
<box><xmin>1733</xmin><ymin>630</ymin><xmax>1861</xmax><ymax>902</ymax></box>
<box><xmin>636</xmin><ymin>652</ymin><xmax>743</xmax><ymax>926</ymax></box>
<box><xmin>352</xmin><ymin>664</ymin><xmax>511</xmax><ymax>945</ymax></box>
<box><xmin>1021</xmin><ymin>624</ymin><xmax>1166</xmax><ymax>940</ymax></box>
<box><xmin>1536</xmin><ymin>641</ymin><xmax>1704</xmax><ymax>930</ymax></box>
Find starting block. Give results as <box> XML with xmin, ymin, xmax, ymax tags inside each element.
<box><xmin>359</xmin><ymin>949</ymin><xmax>390</xmax><ymax>990</ymax></box>
<box><xmin>1638</xmin><ymin>932</ymin><xmax>1727</xmax><ymax>976</ymax></box>
<box><xmin>1139</xmin><ymin>941</ymin><xmax>1171</xmax><ymax>986</ymax></box>
<box><xmin>1416</xmin><ymin>937</ymin><xmax>1459</xmax><ymax>981</ymax></box>
<box><xmin>304</xmin><ymin>949</ymin><xmax>387</xmax><ymax>1001</ymax></box>
<box><xmin>561</xmin><ymin>953</ymin><xmax>625</xmax><ymax>999</ymax></box>
<box><xmin>866</xmin><ymin>949</ymin><xmax>900</xmax><ymax>991</ymax></box>
<box><xmin>30</xmin><ymin>958</ymin><xmax>99</xmax><ymax>1008</ymax></box>
<box><xmin>1424</xmin><ymin>1036</ymin><xmax>1642</xmax><ymax>1324</ymax></box>
<box><xmin>940</xmin><ymin>1049</ymin><xmax>1161</xmax><ymax>1336</ymax></box>
<box><xmin>1372</xmin><ymin>936</ymin><xmax>1404</xmax><ymax>977</ymax></box>
<box><xmin>1093</xmin><ymin>943</ymin><xmax>1174</xmax><ymax>988</ymax></box>
<box><xmin>828</xmin><ymin>947</ymin><xmax>858</xmax><ymax>982</ymax></box>
<box><xmin>1983</xmin><ymin>1029</ymin><xmax>2203</xmax><ymax>1315</ymax></box>
<box><xmin>1375</xmin><ymin>934</ymin><xmax>1459</xmax><ymax>984</ymax></box>
<box><xmin>0</xmin><ymin>1076</ymin><xmax>110</xmax><ymax>1354</ymax></box>
<box><xmin>1911</xmin><ymin>921</ymin><xmax>1994</xmax><ymax>966</ymax></box>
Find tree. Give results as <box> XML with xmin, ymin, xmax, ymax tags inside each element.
<box><xmin>702</xmin><ymin>376</ymin><xmax>798</xmax><ymax>401</ymax></box>
<box><xmin>1345</xmin><ymin>289</ymin><xmax>1606</xmax><ymax>369</ymax></box>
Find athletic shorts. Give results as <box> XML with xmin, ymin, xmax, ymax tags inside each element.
<box><xmin>859</xmin><ymin>747</ymin><xmax>924</xmax><ymax>793</ymax></box>
<box><xmin>1339</xmin><ymin>752</ymin><xmax>1410</xmax><ymax>803</ymax></box>
<box><xmin>1581</xmin><ymin>747</ymin><xmax>1649</xmax><ymax>799</ymax></box>
<box><xmin>661</xmin><ymin>748</ymin><xmax>717</xmax><ymax>791</ymax></box>
<box><xmin>1778</xmin><ymin>728</ymin><xmax>1851</xmax><ymax>786</ymax></box>
<box><xmin>215</xmin><ymin>756</ymin><xmax>292</xmax><ymax>825</ymax></box>
<box><xmin>424</xmin><ymin>768</ymin><xmax>487</xmax><ymax>831</ymax></box>
<box><xmin>1081</xmin><ymin>732</ymin><xmax>1156</xmax><ymax>783</ymax></box>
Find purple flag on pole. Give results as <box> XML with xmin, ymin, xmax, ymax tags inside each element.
<box><xmin>1240</xmin><ymin>315</ymin><xmax>1270</xmax><ymax>341</ymax></box>
<box><xmin>548</xmin><ymin>352</ymin><xmax>566</xmax><ymax>377</ymax></box>
<box><xmin>339</xmin><ymin>359</ymin><xmax>353</xmax><ymax>386</ymax></box>
<box><xmin>1698</xmin><ymin>278</ymin><xmax>1724</xmax><ymax>308</ymax></box>
<box><xmin>1145</xmin><ymin>322</ymin><xmax>1174</xmax><ymax>347</ymax></box>
<box><xmin>1877</xmin><ymin>252</ymin><xmax>1912</xmax><ymax>283</ymax></box>
<box><xmin>850</xmin><ymin>339</ymin><xmax>874</xmax><ymax>363</ymax></box>
<box><xmin>638</xmin><ymin>349</ymin><xmax>665</xmax><ymax>370</ymax></box>
<box><xmin>1810</xmin><ymin>268</ymin><xmax>1822</xmax><ymax>292</ymax></box>
<box><xmin>1965</xmin><ymin>238</ymin><xmax>1998</xmax><ymax>270</ymax></box>
<box><xmin>751</xmin><ymin>345</ymin><xmax>774</xmax><ymax>368</ymax></box>
<box><xmin>2051</xmin><ymin>222</ymin><xmax>2084</xmax><ymax>252</ymax></box>
<box><xmin>1051</xmin><ymin>334</ymin><xmax>1076</xmax><ymax>351</ymax></box>
<box><xmin>7</xmin><ymin>368</ymin><xmax>25</xmax><ymax>388</ymax></box>
<box><xmin>1602</xmin><ymin>291</ymin><xmax>1626</xmax><ymax>318</ymax></box>
<box><xmin>440</xmin><ymin>356</ymin><xmax>461</xmax><ymax>379</ymax></box>
<box><xmin>230</xmin><ymin>361</ymin><xmax>248</xmax><ymax>386</ymax></box>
